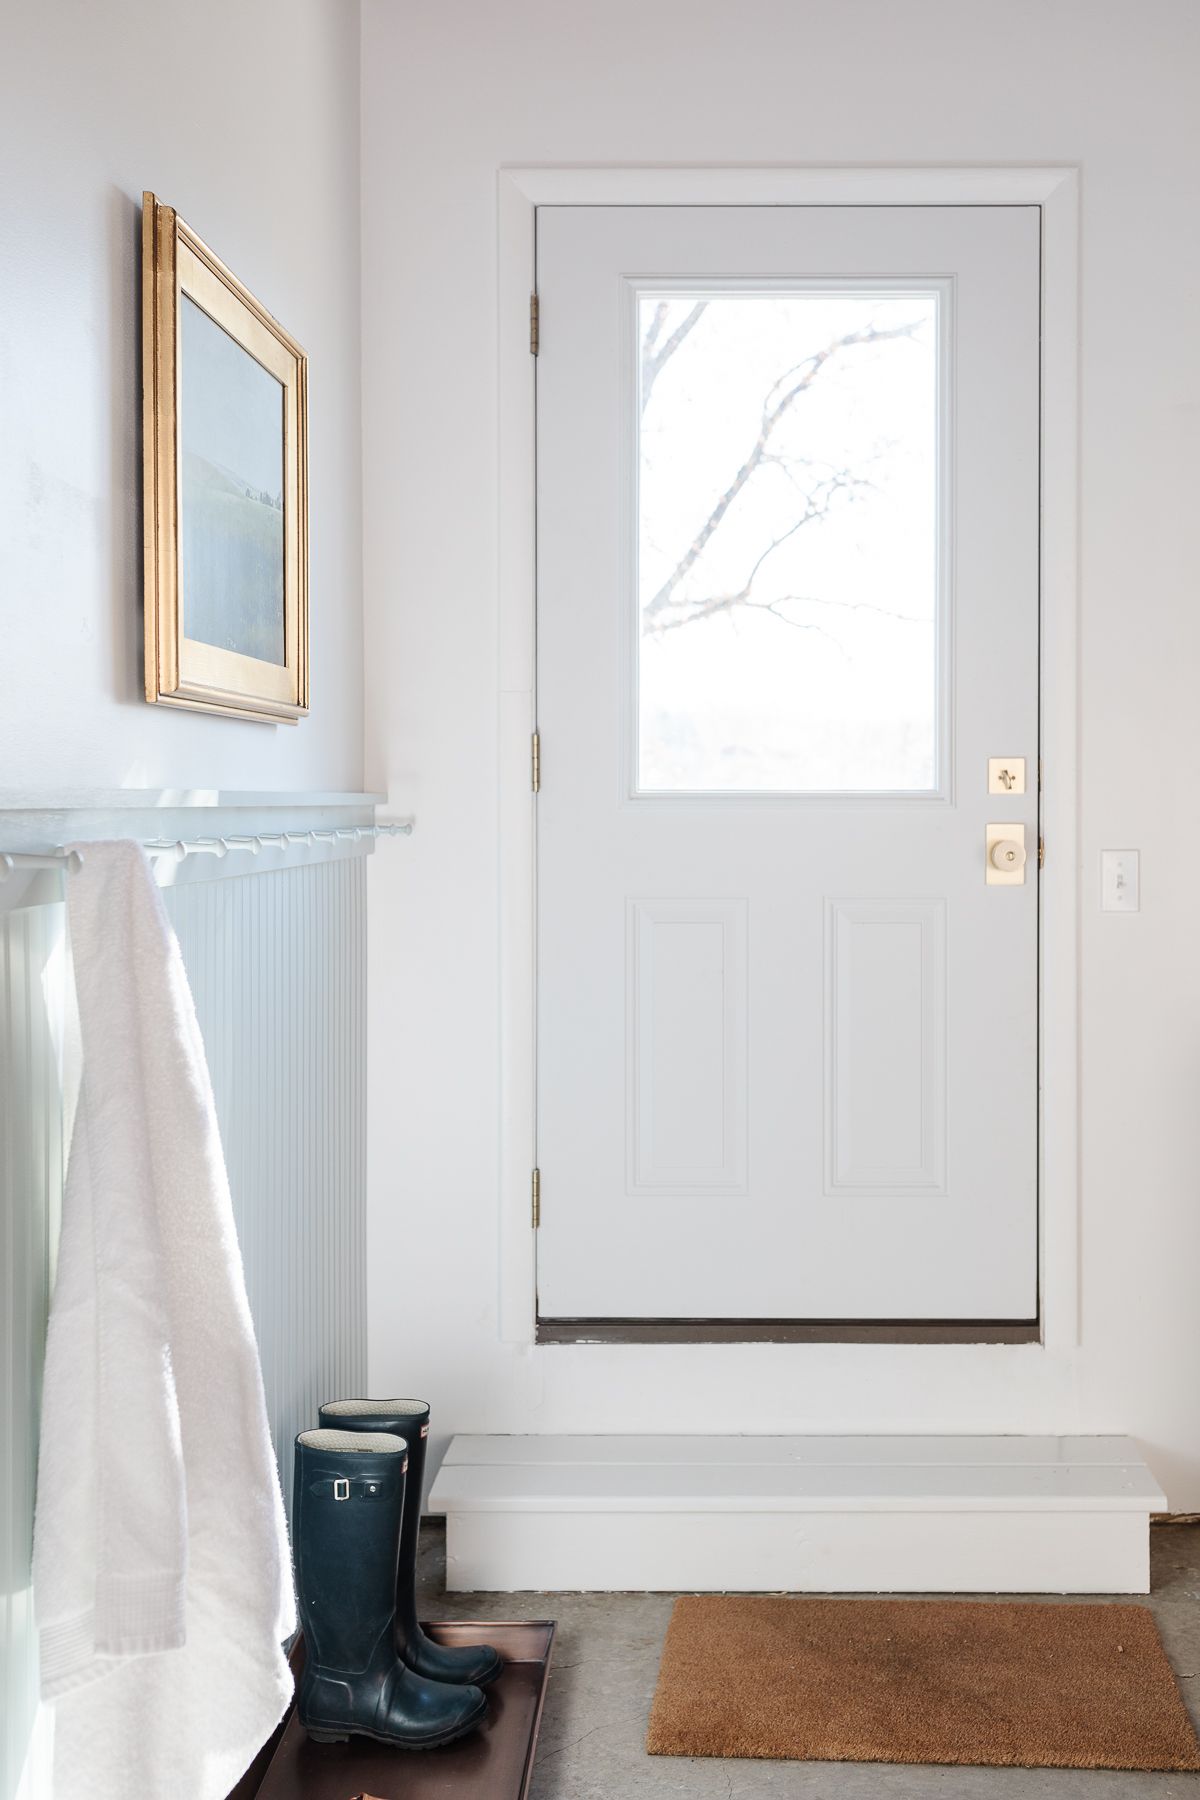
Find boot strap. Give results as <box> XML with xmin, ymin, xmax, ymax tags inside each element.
<box><xmin>310</xmin><ymin>1472</ymin><xmax>405</xmax><ymax>1501</ymax></box>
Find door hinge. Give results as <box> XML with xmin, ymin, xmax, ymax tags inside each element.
<box><xmin>1037</xmin><ymin>756</ymin><xmax>1044</xmax><ymax>792</ymax></box>
<box><xmin>531</xmin><ymin>729</ymin><xmax>541</xmax><ymax>792</ymax></box>
<box><xmin>529</xmin><ymin>292</ymin><xmax>539</xmax><ymax>356</ymax></box>
<box><xmin>531</xmin><ymin>1167</ymin><xmax>541</xmax><ymax>1229</ymax></box>
<box><xmin>1038</xmin><ymin>836</ymin><xmax>1045</xmax><ymax>868</ymax></box>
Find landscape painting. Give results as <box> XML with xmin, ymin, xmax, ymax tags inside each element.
<box><xmin>180</xmin><ymin>294</ymin><xmax>286</xmax><ymax>667</ymax></box>
<box><xmin>143</xmin><ymin>191</ymin><xmax>308</xmax><ymax>721</ymax></box>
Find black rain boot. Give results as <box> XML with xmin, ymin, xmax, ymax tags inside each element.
<box><xmin>319</xmin><ymin>1399</ymin><xmax>504</xmax><ymax>1689</ymax></box>
<box><xmin>293</xmin><ymin>1429</ymin><xmax>487</xmax><ymax>1748</ymax></box>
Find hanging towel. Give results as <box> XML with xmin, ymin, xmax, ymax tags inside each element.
<box><xmin>33</xmin><ymin>840</ymin><xmax>295</xmax><ymax>1798</ymax></box>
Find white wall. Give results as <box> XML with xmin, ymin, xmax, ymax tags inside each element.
<box><xmin>0</xmin><ymin>0</ymin><xmax>364</xmax><ymax>792</ymax></box>
<box><xmin>362</xmin><ymin>0</ymin><xmax>1200</xmax><ymax>1504</ymax></box>
<box><xmin>1</xmin><ymin>9</ymin><xmax>363</xmax><ymax>1793</ymax></box>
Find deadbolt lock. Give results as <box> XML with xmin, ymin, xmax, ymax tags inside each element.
<box><xmin>986</xmin><ymin>821</ymin><xmax>1027</xmax><ymax>885</ymax></box>
<box><xmin>988</xmin><ymin>757</ymin><xmax>1026</xmax><ymax>795</ymax></box>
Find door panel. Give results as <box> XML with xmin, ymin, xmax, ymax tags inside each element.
<box><xmin>627</xmin><ymin>897</ymin><xmax>748</xmax><ymax>1194</ymax></box>
<box><xmin>826</xmin><ymin>898</ymin><xmax>947</xmax><ymax>1196</ymax></box>
<box><xmin>535</xmin><ymin>205</ymin><xmax>1039</xmax><ymax>1321</ymax></box>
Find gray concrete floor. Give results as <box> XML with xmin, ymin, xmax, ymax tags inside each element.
<box><xmin>415</xmin><ymin>1519</ymin><xmax>1200</xmax><ymax>1799</ymax></box>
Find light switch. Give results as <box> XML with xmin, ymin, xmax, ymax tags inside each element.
<box><xmin>1101</xmin><ymin>850</ymin><xmax>1139</xmax><ymax>912</ymax></box>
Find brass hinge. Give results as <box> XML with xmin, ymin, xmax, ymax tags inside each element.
<box><xmin>1038</xmin><ymin>836</ymin><xmax>1045</xmax><ymax>868</ymax></box>
<box><xmin>531</xmin><ymin>730</ymin><xmax>541</xmax><ymax>792</ymax></box>
<box><xmin>529</xmin><ymin>292</ymin><xmax>539</xmax><ymax>356</ymax></box>
<box><xmin>531</xmin><ymin>1167</ymin><xmax>541</xmax><ymax>1229</ymax></box>
<box><xmin>1037</xmin><ymin>757</ymin><xmax>1044</xmax><ymax>792</ymax></box>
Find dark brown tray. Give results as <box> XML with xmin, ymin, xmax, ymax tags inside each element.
<box><xmin>252</xmin><ymin>1621</ymin><xmax>556</xmax><ymax>1800</ymax></box>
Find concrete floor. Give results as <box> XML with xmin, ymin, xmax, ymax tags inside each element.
<box><xmin>415</xmin><ymin>1520</ymin><xmax>1200</xmax><ymax>1799</ymax></box>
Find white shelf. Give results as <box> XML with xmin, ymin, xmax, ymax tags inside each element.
<box><xmin>0</xmin><ymin>789</ymin><xmax>385</xmax><ymax>812</ymax></box>
<box><xmin>0</xmin><ymin>792</ymin><xmax>401</xmax><ymax>905</ymax></box>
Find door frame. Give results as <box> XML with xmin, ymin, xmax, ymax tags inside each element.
<box><xmin>496</xmin><ymin>165</ymin><xmax>1080</xmax><ymax>1351</ymax></box>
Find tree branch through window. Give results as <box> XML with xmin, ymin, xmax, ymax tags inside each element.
<box><xmin>640</xmin><ymin>311</ymin><xmax>923</xmax><ymax>639</ymax></box>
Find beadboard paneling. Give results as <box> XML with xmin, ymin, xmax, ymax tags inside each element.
<box><xmin>0</xmin><ymin>905</ymin><xmax>64</xmax><ymax>1800</ymax></box>
<box><xmin>0</xmin><ymin>848</ymin><xmax>368</xmax><ymax>1800</ymax></box>
<box><xmin>166</xmin><ymin>856</ymin><xmax>369</xmax><ymax>1524</ymax></box>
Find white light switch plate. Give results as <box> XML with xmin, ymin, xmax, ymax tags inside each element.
<box><xmin>1101</xmin><ymin>849</ymin><xmax>1139</xmax><ymax>912</ymax></box>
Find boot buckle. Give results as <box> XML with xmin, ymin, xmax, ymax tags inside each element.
<box><xmin>332</xmin><ymin>1477</ymin><xmax>351</xmax><ymax>1501</ymax></box>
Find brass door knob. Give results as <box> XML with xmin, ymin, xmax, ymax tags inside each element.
<box><xmin>989</xmin><ymin>838</ymin><xmax>1027</xmax><ymax>872</ymax></box>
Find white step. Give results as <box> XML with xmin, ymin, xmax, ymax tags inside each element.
<box><xmin>429</xmin><ymin>1434</ymin><xmax>1164</xmax><ymax>1595</ymax></box>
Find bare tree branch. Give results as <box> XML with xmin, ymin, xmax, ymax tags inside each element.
<box><xmin>643</xmin><ymin>471</ymin><xmax>865</xmax><ymax>635</ymax></box>
<box><xmin>641</xmin><ymin>320</ymin><xmax>919</xmax><ymax>633</ymax></box>
<box><xmin>641</xmin><ymin>300</ymin><xmax>709</xmax><ymax>413</ymax></box>
<box><xmin>642</xmin><ymin>301</ymin><xmax>668</xmax><ymax>355</ymax></box>
<box><xmin>783</xmin><ymin>592</ymin><xmax>924</xmax><ymax>625</ymax></box>
<box><xmin>743</xmin><ymin>601</ymin><xmax>848</xmax><ymax>653</ymax></box>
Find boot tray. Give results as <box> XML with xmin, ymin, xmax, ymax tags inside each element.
<box><xmin>249</xmin><ymin>1621</ymin><xmax>556</xmax><ymax>1800</ymax></box>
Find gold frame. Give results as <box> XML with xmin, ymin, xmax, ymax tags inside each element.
<box><xmin>142</xmin><ymin>192</ymin><xmax>309</xmax><ymax>722</ymax></box>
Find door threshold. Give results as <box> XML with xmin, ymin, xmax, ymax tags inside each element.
<box><xmin>536</xmin><ymin>1318</ymin><xmax>1042</xmax><ymax>1346</ymax></box>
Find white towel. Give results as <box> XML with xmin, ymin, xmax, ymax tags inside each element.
<box><xmin>33</xmin><ymin>841</ymin><xmax>296</xmax><ymax>1798</ymax></box>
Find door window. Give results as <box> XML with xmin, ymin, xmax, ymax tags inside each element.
<box><xmin>637</xmin><ymin>285</ymin><xmax>944</xmax><ymax>795</ymax></box>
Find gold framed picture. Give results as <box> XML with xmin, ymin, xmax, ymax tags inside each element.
<box><xmin>142</xmin><ymin>192</ymin><xmax>308</xmax><ymax>722</ymax></box>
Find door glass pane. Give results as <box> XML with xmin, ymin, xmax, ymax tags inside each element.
<box><xmin>636</xmin><ymin>287</ymin><xmax>942</xmax><ymax>794</ymax></box>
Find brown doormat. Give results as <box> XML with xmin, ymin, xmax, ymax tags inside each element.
<box><xmin>647</xmin><ymin>1595</ymin><xmax>1200</xmax><ymax>1771</ymax></box>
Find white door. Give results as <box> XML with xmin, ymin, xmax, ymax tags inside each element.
<box><xmin>535</xmin><ymin>205</ymin><xmax>1040</xmax><ymax>1322</ymax></box>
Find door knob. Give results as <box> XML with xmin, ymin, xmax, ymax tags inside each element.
<box><xmin>986</xmin><ymin>822</ymin><xmax>1027</xmax><ymax>885</ymax></box>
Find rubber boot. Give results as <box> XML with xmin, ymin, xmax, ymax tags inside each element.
<box><xmin>293</xmin><ymin>1429</ymin><xmax>487</xmax><ymax>1748</ymax></box>
<box><xmin>319</xmin><ymin>1399</ymin><xmax>504</xmax><ymax>1689</ymax></box>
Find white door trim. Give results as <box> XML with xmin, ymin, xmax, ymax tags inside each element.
<box><xmin>496</xmin><ymin>165</ymin><xmax>1080</xmax><ymax>1350</ymax></box>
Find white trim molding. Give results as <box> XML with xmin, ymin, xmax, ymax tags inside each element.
<box><xmin>496</xmin><ymin>166</ymin><xmax>1080</xmax><ymax>1349</ymax></box>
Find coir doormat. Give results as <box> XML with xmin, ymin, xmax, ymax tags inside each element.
<box><xmin>646</xmin><ymin>1595</ymin><xmax>1200</xmax><ymax>1770</ymax></box>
